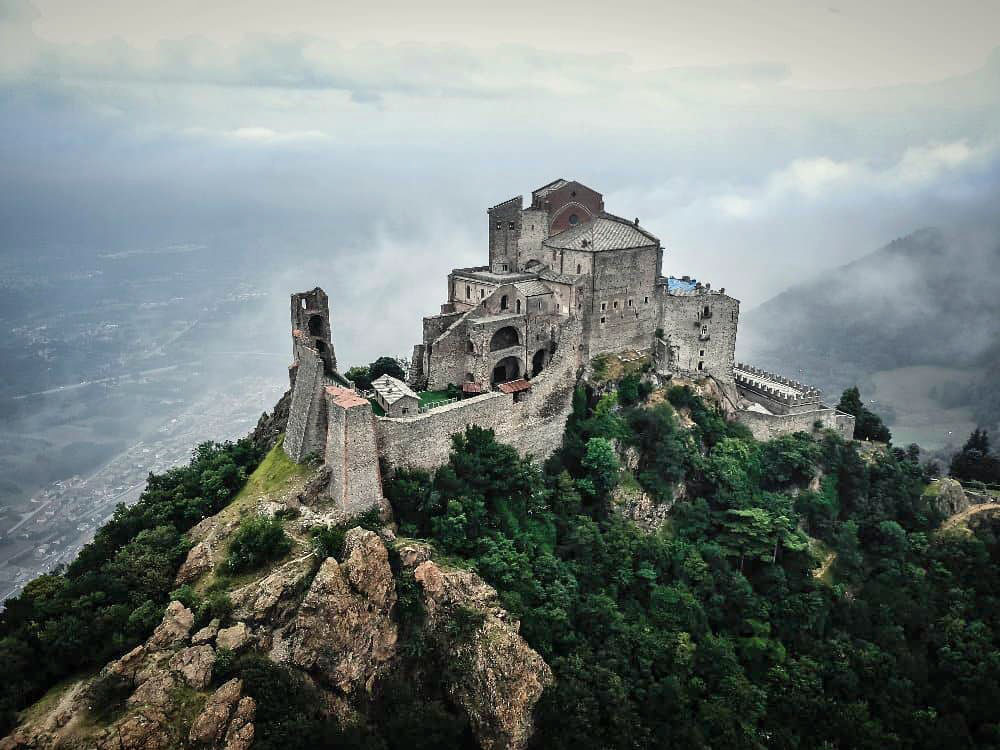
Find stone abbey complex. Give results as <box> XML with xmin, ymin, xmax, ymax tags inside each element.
<box><xmin>282</xmin><ymin>179</ymin><xmax>854</xmax><ymax>515</ymax></box>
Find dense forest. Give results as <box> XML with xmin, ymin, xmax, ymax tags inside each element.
<box><xmin>5</xmin><ymin>372</ymin><xmax>1000</xmax><ymax>748</ymax></box>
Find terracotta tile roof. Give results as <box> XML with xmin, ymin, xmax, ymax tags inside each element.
<box><xmin>325</xmin><ymin>386</ymin><xmax>369</xmax><ymax>408</ymax></box>
<box><xmin>497</xmin><ymin>379</ymin><xmax>532</xmax><ymax>394</ymax></box>
<box><xmin>543</xmin><ymin>213</ymin><xmax>659</xmax><ymax>252</ymax></box>
<box><xmin>462</xmin><ymin>382</ymin><xmax>485</xmax><ymax>394</ymax></box>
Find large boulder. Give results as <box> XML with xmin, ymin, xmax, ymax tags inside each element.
<box><xmin>223</xmin><ymin>697</ymin><xmax>256</xmax><ymax>750</ymax></box>
<box><xmin>147</xmin><ymin>601</ymin><xmax>194</xmax><ymax>650</ymax></box>
<box><xmin>168</xmin><ymin>644</ymin><xmax>215</xmax><ymax>689</ymax></box>
<box><xmin>175</xmin><ymin>542</ymin><xmax>213</xmax><ymax>585</ymax></box>
<box><xmin>931</xmin><ymin>478</ymin><xmax>970</xmax><ymax>517</ymax></box>
<box><xmin>278</xmin><ymin>529</ymin><xmax>398</xmax><ymax>693</ymax></box>
<box><xmin>414</xmin><ymin>560</ymin><xmax>553</xmax><ymax>750</ymax></box>
<box><xmin>189</xmin><ymin>678</ymin><xmax>243</xmax><ymax>746</ymax></box>
<box><xmin>216</xmin><ymin>622</ymin><xmax>250</xmax><ymax>652</ymax></box>
<box><xmin>229</xmin><ymin>556</ymin><xmax>313</xmax><ymax>626</ymax></box>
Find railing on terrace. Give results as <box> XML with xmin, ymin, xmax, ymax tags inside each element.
<box><xmin>418</xmin><ymin>397</ymin><xmax>460</xmax><ymax>414</ymax></box>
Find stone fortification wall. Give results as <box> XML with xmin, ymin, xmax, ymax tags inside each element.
<box><xmin>376</xmin><ymin>318</ymin><xmax>582</xmax><ymax>472</ymax></box>
<box><xmin>325</xmin><ymin>387</ymin><xmax>384</xmax><ymax>515</ymax></box>
<box><xmin>656</xmin><ymin>287</ymin><xmax>738</xmax><ymax>383</ymax></box>
<box><xmin>734</xmin><ymin>364</ymin><xmax>822</xmax><ymax>415</ymax></box>
<box><xmin>586</xmin><ymin>246</ymin><xmax>660</xmax><ymax>357</ymax></box>
<box><xmin>736</xmin><ymin>406</ymin><xmax>855</xmax><ymax>442</ymax></box>
<box><xmin>285</xmin><ymin>341</ymin><xmax>328</xmax><ymax>462</ymax></box>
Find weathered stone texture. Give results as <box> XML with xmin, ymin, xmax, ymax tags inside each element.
<box><xmin>656</xmin><ymin>286</ymin><xmax>739</xmax><ymax>382</ymax></box>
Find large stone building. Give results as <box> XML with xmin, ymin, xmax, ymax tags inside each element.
<box><xmin>282</xmin><ymin>179</ymin><xmax>854</xmax><ymax>516</ymax></box>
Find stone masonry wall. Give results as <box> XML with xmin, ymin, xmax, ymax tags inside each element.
<box><xmin>325</xmin><ymin>388</ymin><xmax>384</xmax><ymax>515</ymax></box>
<box><xmin>284</xmin><ymin>342</ymin><xmax>328</xmax><ymax>462</ymax></box>
<box><xmin>657</xmin><ymin>289</ymin><xmax>738</xmax><ymax>383</ymax></box>
<box><xmin>736</xmin><ymin>406</ymin><xmax>855</xmax><ymax>442</ymax></box>
<box><xmin>376</xmin><ymin>317</ymin><xmax>582</xmax><ymax>472</ymax></box>
<box><xmin>586</xmin><ymin>246</ymin><xmax>660</xmax><ymax>357</ymax></box>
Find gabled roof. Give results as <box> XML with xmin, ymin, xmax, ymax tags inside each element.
<box><xmin>538</xmin><ymin>269</ymin><xmax>578</xmax><ymax>285</ymax></box>
<box><xmin>514</xmin><ymin>279</ymin><xmax>552</xmax><ymax>297</ymax></box>
<box><xmin>532</xmin><ymin>179</ymin><xmax>568</xmax><ymax>200</ymax></box>
<box><xmin>371</xmin><ymin>374</ymin><xmax>419</xmax><ymax>405</ymax></box>
<box><xmin>497</xmin><ymin>379</ymin><xmax>532</xmax><ymax>394</ymax></box>
<box><xmin>543</xmin><ymin>213</ymin><xmax>659</xmax><ymax>252</ymax></box>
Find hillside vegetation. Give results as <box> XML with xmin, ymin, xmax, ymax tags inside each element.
<box><xmin>5</xmin><ymin>374</ymin><xmax>1000</xmax><ymax>748</ymax></box>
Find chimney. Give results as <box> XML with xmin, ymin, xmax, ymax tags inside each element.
<box><xmin>633</xmin><ymin>217</ymin><xmax>639</xmax><ymax>226</ymax></box>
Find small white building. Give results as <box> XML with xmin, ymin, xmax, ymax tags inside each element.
<box><xmin>371</xmin><ymin>374</ymin><xmax>420</xmax><ymax>417</ymax></box>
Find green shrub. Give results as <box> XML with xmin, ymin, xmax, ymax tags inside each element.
<box><xmin>224</xmin><ymin>516</ymin><xmax>292</xmax><ymax>575</ymax></box>
<box><xmin>311</xmin><ymin>525</ymin><xmax>347</xmax><ymax>561</ymax></box>
<box><xmin>86</xmin><ymin>672</ymin><xmax>132</xmax><ymax>725</ymax></box>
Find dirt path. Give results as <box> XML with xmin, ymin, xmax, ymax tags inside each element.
<box><xmin>942</xmin><ymin>503</ymin><xmax>1000</xmax><ymax>530</ymax></box>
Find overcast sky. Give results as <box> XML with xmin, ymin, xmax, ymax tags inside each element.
<box><xmin>2</xmin><ymin>0</ymin><xmax>999</xmax><ymax>365</ymax></box>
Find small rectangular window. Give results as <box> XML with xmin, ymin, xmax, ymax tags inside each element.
<box><xmin>508</xmin><ymin>221</ymin><xmax>515</xmax><ymax>230</ymax></box>
<box><xmin>699</xmin><ymin>350</ymin><xmax>705</xmax><ymax>357</ymax></box>
<box><xmin>698</xmin><ymin>361</ymin><xmax>704</xmax><ymax>370</ymax></box>
<box><xmin>628</xmin><ymin>299</ymin><xmax>632</xmax><ymax>307</ymax></box>
<box><xmin>600</xmin><ymin>316</ymin><xmax>606</xmax><ymax>324</ymax></box>
<box><xmin>644</xmin><ymin>296</ymin><xmax>649</xmax><ymax>304</ymax></box>
<box><xmin>502</xmin><ymin>264</ymin><xmax>508</xmax><ymax>271</ymax></box>
<box><xmin>601</xmin><ymin>302</ymin><xmax>607</xmax><ymax>311</ymax></box>
<box><xmin>495</xmin><ymin>221</ymin><xmax>502</xmax><ymax>230</ymax></box>
<box><xmin>466</xmin><ymin>285</ymin><xmax>471</xmax><ymax>299</ymax></box>
<box><xmin>613</xmin><ymin>301</ymin><xmax>618</xmax><ymax>309</ymax></box>
<box><xmin>480</xmin><ymin>289</ymin><xmax>485</xmax><ymax>298</ymax></box>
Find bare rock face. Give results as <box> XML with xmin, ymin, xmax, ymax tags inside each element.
<box><xmin>192</xmin><ymin>619</ymin><xmax>221</xmax><ymax>646</ymax></box>
<box><xmin>223</xmin><ymin>697</ymin><xmax>256</xmax><ymax>750</ymax></box>
<box><xmin>168</xmin><ymin>644</ymin><xmax>215</xmax><ymax>689</ymax></box>
<box><xmin>128</xmin><ymin>670</ymin><xmax>179</xmax><ymax>709</ymax></box>
<box><xmin>279</xmin><ymin>529</ymin><xmax>397</xmax><ymax>693</ymax></box>
<box><xmin>216</xmin><ymin>622</ymin><xmax>250</xmax><ymax>652</ymax></box>
<box><xmin>189</xmin><ymin>678</ymin><xmax>243</xmax><ymax>746</ymax></box>
<box><xmin>229</xmin><ymin>556</ymin><xmax>312</xmax><ymax>626</ymax></box>
<box><xmin>96</xmin><ymin>711</ymin><xmax>171</xmax><ymax>750</ymax></box>
<box><xmin>147</xmin><ymin>601</ymin><xmax>194</xmax><ymax>650</ymax></box>
<box><xmin>396</xmin><ymin>541</ymin><xmax>435</xmax><ymax>569</ymax></box>
<box><xmin>175</xmin><ymin>542</ymin><xmax>213</xmax><ymax>585</ymax></box>
<box><xmin>414</xmin><ymin>560</ymin><xmax>553</xmax><ymax>750</ymax></box>
<box><xmin>932</xmin><ymin>478</ymin><xmax>970</xmax><ymax>517</ymax></box>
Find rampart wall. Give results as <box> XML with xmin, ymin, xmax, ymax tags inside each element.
<box><xmin>285</xmin><ymin>342</ymin><xmax>327</xmax><ymax>462</ymax></box>
<box><xmin>325</xmin><ymin>388</ymin><xmax>384</xmax><ymax>515</ymax></box>
<box><xmin>376</xmin><ymin>318</ymin><xmax>582</xmax><ymax>472</ymax></box>
<box><xmin>737</xmin><ymin>406</ymin><xmax>855</xmax><ymax>442</ymax></box>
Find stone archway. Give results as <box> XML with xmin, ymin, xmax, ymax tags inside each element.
<box><xmin>490</xmin><ymin>326</ymin><xmax>520</xmax><ymax>351</ymax></box>
<box><xmin>307</xmin><ymin>314</ymin><xmax>324</xmax><ymax>336</ymax></box>
<box><xmin>532</xmin><ymin>348</ymin><xmax>547</xmax><ymax>377</ymax></box>
<box><xmin>492</xmin><ymin>356</ymin><xmax>522</xmax><ymax>385</ymax></box>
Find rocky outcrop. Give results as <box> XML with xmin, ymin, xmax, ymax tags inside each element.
<box><xmin>251</xmin><ymin>389</ymin><xmax>291</xmax><ymax>454</ymax></box>
<box><xmin>175</xmin><ymin>542</ymin><xmax>212</xmax><ymax>585</ymax></box>
<box><xmin>4</xmin><ymin>517</ymin><xmax>551</xmax><ymax>750</ymax></box>
<box><xmin>147</xmin><ymin>601</ymin><xmax>194</xmax><ymax>649</ymax></box>
<box><xmin>931</xmin><ymin>478</ymin><xmax>971</xmax><ymax>517</ymax></box>
<box><xmin>414</xmin><ymin>560</ymin><xmax>553</xmax><ymax>750</ymax></box>
<box><xmin>229</xmin><ymin>555</ymin><xmax>312</xmax><ymax>626</ymax></box>
<box><xmin>277</xmin><ymin>529</ymin><xmax>398</xmax><ymax>693</ymax></box>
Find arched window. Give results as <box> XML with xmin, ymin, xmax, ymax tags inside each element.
<box><xmin>490</xmin><ymin>326</ymin><xmax>520</xmax><ymax>351</ymax></box>
<box><xmin>500</xmin><ymin>295</ymin><xmax>509</xmax><ymax>311</ymax></box>
<box><xmin>516</xmin><ymin>299</ymin><xmax>522</xmax><ymax>313</ymax></box>
<box><xmin>577</xmin><ymin>264</ymin><xmax>581</xmax><ymax>274</ymax></box>
<box><xmin>467</xmin><ymin>340</ymin><xmax>475</xmax><ymax>354</ymax></box>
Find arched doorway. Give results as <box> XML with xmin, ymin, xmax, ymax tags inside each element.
<box><xmin>307</xmin><ymin>314</ymin><xmax>324</xmax><ymax>336</ymax></box>
<box><xmin>492</xmin><ymin>356</ymin><xmax>522</xmax><ymax>385</ymax></box>
<box><xmin>490</xmin><ymin>326</ymin><xmax>520</xmax><ymax>351</ymax></box>
<box><xmin>532</xmin><ymin>349</ymin><xmax>547</xmax><ymax>377</ymax></box>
